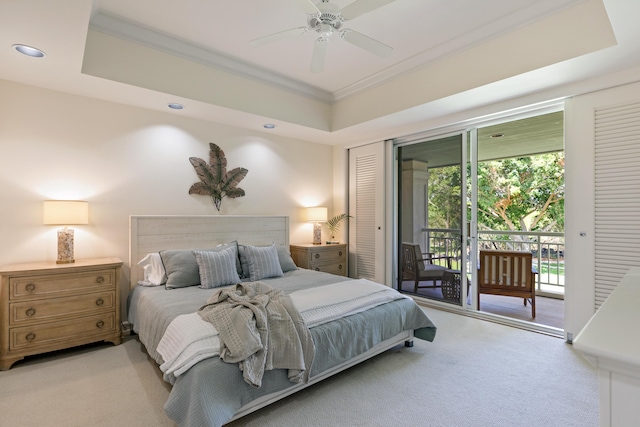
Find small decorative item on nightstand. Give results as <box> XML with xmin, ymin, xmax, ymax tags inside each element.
<box><xmin>325</xmin><ymin>213</ymin><xmax>351</xmax><ymax>244</ymax></box>
<box><xmin>290</xmin><ymin>243</ymin><xmax>347</xmax><ymax>276</ymax></box>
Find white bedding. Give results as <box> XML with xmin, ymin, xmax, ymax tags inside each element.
<box><xmin>157</xmin><ymin>279</ymin><xmax>408</xmax><ymax>382</ymax></box>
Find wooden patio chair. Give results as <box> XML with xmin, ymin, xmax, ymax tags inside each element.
<box><xmin>478</xmin><ymin>250</ymin><xmax>536</xmax><ymax>318</ymax></box>
<box><xmin>401</xmin><ymin>243</ymin><xmax>452</xmax><ymax>293</ymax></box>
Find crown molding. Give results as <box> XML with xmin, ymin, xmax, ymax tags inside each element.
<box><xmin>89</xmin><ymin>11</ymin><xmax>333</xmax><ymax>105</ymax></box>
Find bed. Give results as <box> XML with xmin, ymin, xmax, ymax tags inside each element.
<box><xmin>127</xmin><ymin>215</ymin><xmax>436</xmax><ymax>427</ymax></box>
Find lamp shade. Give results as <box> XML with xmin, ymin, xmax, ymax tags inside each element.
<box><xmin>43</xmin><ymin>201</ymin><xmax>89</xmax><ymax>225</ymax></box>
<box><xmin>306</xmin><ymin>206</ymin><xmax>327</xmax><ymax>222</ymax></box>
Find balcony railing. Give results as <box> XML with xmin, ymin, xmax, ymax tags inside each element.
<box><xmin>420</xmin><ymin>228</ymin><xmax>565</xmax><ymax>297</ymax></box>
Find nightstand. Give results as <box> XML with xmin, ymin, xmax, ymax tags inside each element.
<box><xmin>290</xmin><ymin>243</ymin><xmax>347</xmax><ymax>276</ymax></box>
<box><xmin>0</xmin><ymin>257</ymin><xmax>123</xmax><ymax>370</ymax></box>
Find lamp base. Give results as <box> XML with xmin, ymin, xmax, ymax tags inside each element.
<box><xmin>56</xmin><ymin>228</ymin><xmax>75</xmax><ymax>264</ymax></box>
<box><xmin>312</xmin><ymin>222</ymin><xmax>322</xmax><ymax>245</ymax></box>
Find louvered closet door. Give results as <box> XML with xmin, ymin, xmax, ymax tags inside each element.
<box><xmin>594</xmin><ymin>101</ymin><xmax>640</xmax><ymax>309</ymax></box>
<box><xmin>349</xmin><ymin>142</ymin><xmax>385</xmax><ymax>283</ymax></box>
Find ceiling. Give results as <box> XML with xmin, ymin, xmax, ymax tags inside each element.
<box><xmin>401</xmin><ymin>111</ymin><xmax>564</xmax><ymax>168</ymax></box>
<box><xmin>1</xmin><ymin>0</ymin><xmax>640</xmax><ymax>146</ymax></box>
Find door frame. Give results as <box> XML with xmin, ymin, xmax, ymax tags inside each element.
<box><xmin>393</xmin><ymin>129</ymin><xmax>474</xmax><ymax>311</ymax></box>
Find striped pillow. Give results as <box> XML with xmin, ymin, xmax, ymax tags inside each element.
<box><xmin>244</xmin><ymin>244</ymin><xmax>284</xmax><ymax>281</ymax></box>
<box><xmin>193</xmin><ymin>247</ymin><xmax>241</xmax><ymax>289</ymax></box>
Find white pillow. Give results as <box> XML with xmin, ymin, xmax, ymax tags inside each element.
<box><xmin>193</xmin><ymin>247</ymin><xmax>241</xmax><ymax>289</ymax></box>
<box><xmin>137</xmin><ymin>253</ymin><xmax>167</xmax><ymax>286</ymax></box>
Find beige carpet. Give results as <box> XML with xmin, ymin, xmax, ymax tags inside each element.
<box><xmin>0</xmin><ymin>307</ymin><xmax>598</xmax><ymax>427</ymax></box>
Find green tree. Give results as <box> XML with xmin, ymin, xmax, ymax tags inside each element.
<box><xmin>428</xmin><ymin>165</ymin><xmax>462</xmax><ymax>229</ymax></box>
<box><xmin>427</xmin><ymin>152</ymin><xmax>564</xmax><ymax>233</ymax></box>
<box><xmin>476</xmin><ymin>152</ymin><xmax>564</xmax><ymax>233</ymax></box>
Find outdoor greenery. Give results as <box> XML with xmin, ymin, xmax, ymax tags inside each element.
<box><xmin>427</xmin><ymin>164</ymin><xmax>462</xmax><ymax>230</ymax></box>
<box><xmin>424</xmin><ymin>149</ymin><xmax>566</xmax><ymax>291</ymax></box>
<box><xmin>427</xmin><ymin>152</ymin><xmax>565</xmax><ymax>234</ymax></box>
<box><xmin>477</xmin><ymin>152</ymin><xmax>564</xmax><ymax>233</ymax></box>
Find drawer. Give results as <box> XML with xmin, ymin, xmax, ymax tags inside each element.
<box><xmin>308</xmin><ymin>247</ymin><xmax>346</xmax><ymax>264</ymax></box>
<box><xmin>309</xmin><ymin>263</ymin><xmax>346</xmax><ymax>276</ymax></box>
<box><xmin>9</xmin><ymin>269</ymin><xmax>116</xmax><ymax>300</ymax></box>
<box><xmin>10</xmin><ymin>291</ymin><xmax>115</xmax><ymax>326</ymax></box>
<box><xmin>10</xmin><ymin>312</ymin><xmax>116</xmax><ymax>351</ymax></box>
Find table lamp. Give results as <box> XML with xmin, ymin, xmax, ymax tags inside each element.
<box><xmin>306</xmin><ymin>206</ymin><xmax>327</xmax><ymax>245</ymax></box>
<box><xmin>43</xmin><ymin>200</ymin><xmax>89</xmax><ymax>264</ymax></box>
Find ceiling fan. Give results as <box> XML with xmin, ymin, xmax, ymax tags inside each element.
<box><xmin>249</xmin><ymin>0</ymin><xmax>396</xmax><ymax>73</ymax></box>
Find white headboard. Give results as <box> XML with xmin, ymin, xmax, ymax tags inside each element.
<box><xmin>129</xmin><ymin>215</ymin><xmax>290</xmax><ymax>289</ymax></box>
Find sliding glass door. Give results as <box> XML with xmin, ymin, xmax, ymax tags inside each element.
<box><xmin>396</xmin><ymin>131</ymin><xmax>473</xmax><ymax>308</ymax></box>
<box><xmin>395</xmin><ymin>109</ymin><xmax>564</xmax><ymax>330</ymax></box>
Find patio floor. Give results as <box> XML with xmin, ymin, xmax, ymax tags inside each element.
<box><xmin>399</xmin><ymin>280</ymin><xmax>564</xmax><ymax>330</ymax></box>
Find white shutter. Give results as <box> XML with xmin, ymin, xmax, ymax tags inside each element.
<box><xmin>355</xmin><ymin>153</ymin><xmax>377</xmax><ymax>278</ymax></box>
<box><xmin>349</xmin><ymin>142</ymin><xmax>385</xmax><ymax>283</ymax></box>
<box><xmin>594</xmin><ymin>101</ymin><xmax>640</xmax><ymax>309</ymax></box>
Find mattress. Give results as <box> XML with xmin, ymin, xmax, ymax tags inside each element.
<box><xmin>128</xmin><ymin>269</ymin><xmax>436</xmax><ymax>427</ymax></box>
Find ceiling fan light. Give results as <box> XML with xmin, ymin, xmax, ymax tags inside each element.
<box><xmin>319</xmin><ymin>23</ymin><xmax>333</xmax><ymax>38</ymax></box>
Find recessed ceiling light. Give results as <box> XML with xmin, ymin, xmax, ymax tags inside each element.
<box><xmin>490</xmin><ymin>133</ymin><xmax>505</xmax><ymax>138</ymax></box>
<box><xmin>13</xmin><ymin>44</ymin><xmax>46</xmax><ymax>58</ymax></box>
<box><xmin>167</xmin><ymin>103</ymin><xmax>184</xmax><ymax>110</ymax></box>
<box><xmin>263</xmin><ymin>124</ymin><xmax>276</xmax><ymax>129</ymax></box>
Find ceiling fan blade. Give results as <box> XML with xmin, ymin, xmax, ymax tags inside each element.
<box><xmin>249</xmin><ymin>27</ymin><xmax>309</xmax><ymax>47</ymax></box>
<box><xmin>341</xmin><ymin>30</ymin><xmax>392</xmax><ymax>57</ymax></box>
<box><xmin>291</xmin><ymin>0</ymin><xmax>321</xmax><ymax>15</ymax></box>
<box><xmin>340</xmin><ymin>0</ymin><xmax>395</xmax><ymax>20</ymax></box>
<box><xmin>311</xmin><ymin>38</ymin><xmax>329</xmax><ymax>73</ymax></box>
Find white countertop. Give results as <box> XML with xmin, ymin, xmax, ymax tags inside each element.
<box><xmin>574</xmin><ymin>267</ymin><xmax>640</xmax><ymax>372</ymax></box>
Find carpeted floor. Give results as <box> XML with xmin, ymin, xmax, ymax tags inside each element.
<box><xmin>0</xmin><ymin>307</ymin><xmax>597</xmax><ymax>427</ymax></box>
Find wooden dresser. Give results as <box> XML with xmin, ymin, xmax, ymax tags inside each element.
<box><xmin>290</xmin><ymin>243</ymin><xmax>347</xmax><ymax>276</ymax></box>
<box><xmin>0</xmin><ymin>257</ymin><xmax>122</xmax><ymax>370</ymax></box>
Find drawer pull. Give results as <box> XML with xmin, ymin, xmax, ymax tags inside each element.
<box><xmin>96</xmin><ymin>276</ymin><xmax>105</xmax><ymax>284</ymax></box>
<box><xmin>338</xmin><ymin>264</ymin><xmax>343</xmax><ymax>270</ymax></box>
<box><xmin>96</xmin><ymin>298</ymin><xmax>104</xmax><ymax>306</ymax></box>
<box><xmin>26</xmin><ymin>332</ymin><xmax>36</xmax><ymax>342</ymax></box>
<box><xmin>25</xmin><ymin>283</ymin><xmax>36</xmax><ymax>292</ymax></box>
<box><xmin>314</xmin><ymin>254</ymin><xmax>320</xmax><ymax>259</ymax></box>
<box><xmin>96</xmin><ymin>320</ymin><xmax>105</xmax><ymax>329</ymax></box>
<box><xmin>25</xmin><ymin>308</ymin><xmax>36</xmax><ymax>317</ymax></box>
<box><xmin>338</xmin><ymin>251</ymin><xmax>343</xmax><ymax>256</ymax></box>
<box><xmin>315</xmin><ymin>267</ymin><xmax>320</xmax><ymax>271</ymax></box>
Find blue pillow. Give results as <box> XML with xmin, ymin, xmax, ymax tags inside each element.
<box><xmin>160</xmin><ymin>242</ymin><xmax>240</xmax><ymax>289</ymax></box>
<box><xmin>239</xmin><ymin>244</ymin><xmax>297</xmax><ymax>277</ymax></box>
<box><xmin>193</xmin><ymin>247</ymin><xmax>241</xmax><ymax>288</ymax></box>
<box><xmin>160</xmin><ymin>249</ymin><xmax>202</xmax><ymax>289</ymax></box>
<box><xmin>276</xmin><ymin>245</ymin><xmax>298</xmax><ymax>272</ymax></box>
<box><xmin>244</xmin><ymin>244</ymin><xmax>284</xmax><ymax>281</ymax></box>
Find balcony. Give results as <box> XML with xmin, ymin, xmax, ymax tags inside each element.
<box><xmin>402</xmin><ymin>228</ymin><xmax>564</xmax><ymax>329</ymax></box>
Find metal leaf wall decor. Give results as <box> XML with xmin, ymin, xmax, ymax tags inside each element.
<box><xmin>188</xmin><ymin>142</ymin><xmax>248</xmax><ymax>211</ymax></box>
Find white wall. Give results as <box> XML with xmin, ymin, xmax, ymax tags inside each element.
<box><xmin>0</xmin><ymin>80</ymin><xmax>334</xmax><ymax>276</ymax></box>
